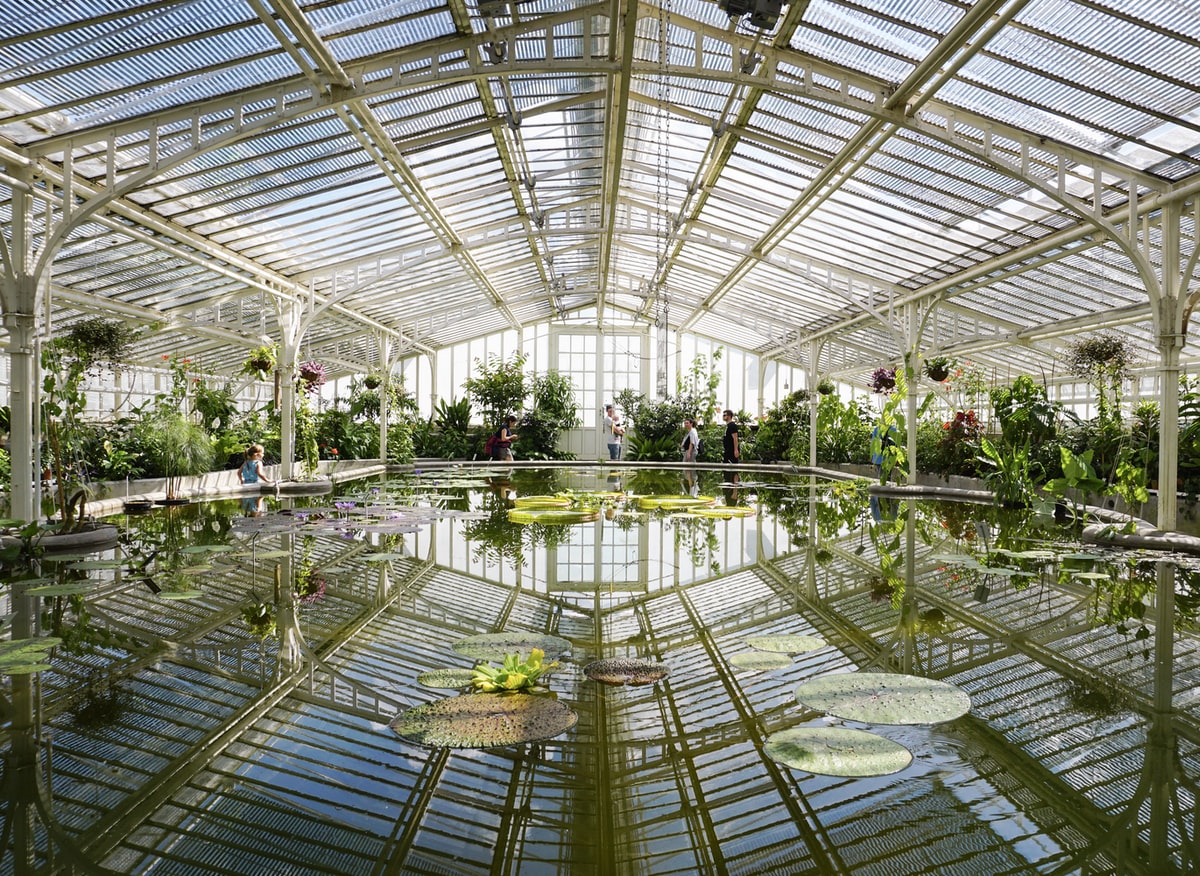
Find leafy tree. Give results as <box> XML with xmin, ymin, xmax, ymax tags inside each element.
<box><xmin>520</xmin><ymin>370</ymin><xmax>580</xmax><ymax>459</ymax></box>
<box><xmin>464</xmin><ymin>354</ymin><xmax>528</xmax><ymax>427</ymax></box>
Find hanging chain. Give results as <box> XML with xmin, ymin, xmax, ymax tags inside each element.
<box><xmin>654</xmin><ymin>0</ymin><xmax>671</xmax><ymax>397</ymax></box>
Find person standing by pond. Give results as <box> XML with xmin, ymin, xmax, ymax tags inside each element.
<box><xmin>680</xmin><ymin>418</ymin><xmax>699</xmax><ymax>463</ymax></box>
<box><xmin>602</xmin><ymin>404</ymin><xmax>625</xmax><ymax>460</ymax></box>
<box><xmin>722</xmin><ymin>409</ymin><xmax>740</xmax><ymax>464</ymax></box>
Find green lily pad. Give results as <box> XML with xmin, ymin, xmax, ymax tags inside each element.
<box><xmin>583</xmin><ymin>658</ymin><xmax>669</xmax><ymax>686</ymax></box>
<box><xmin>389</xmin><ymin>693</ymin><xmax>578</xmax><ymax>748</ymax></box>
<box><xmin>765</xmin><ymin>727</ymin><xmax>913</xmax><ymax>777</ymax></box>
<box><xmin>253</xmin><ymin>550</ymin><xmax>292</xmax><ymax>559</ymax></box>
<box><xmin>746</xmin><ymin>635</ymin><xmax>826</xmax><ymax>654</ymax></box>
<box><xmin>794</xmin><ymin>672</ymin><xmax>971</xmax><ymax>725</ymax></box>
<box><xmin>181</xmin><ymin>544</ymin><xmax>236</xmax><ymax>554</ymax></box>
<box><xmin>416</xmin><ymin>668</ymin><xmax>477</xmax><ymax>689</ymax></box>
<box><xmin>727</xmin><ymin>651</ymin><xmax>793</xmax><ymax>671</ymax></box>
<box><xmin>508</xmin><ymin>508</ymin><xmax>599</xmax><ymax>525</ymax></box>
<box><xmin>453</xmin><ymin>632</ymin><xmax>572</xmax><ymax>662</ymax></box>
<box><xmin>159</xmin><ymin>590</ymin><xmax>204</xmax><ymax>600</ymax></box>
<box><xmin>637</xmin><ymin>495</ymin><xmax>716</xmax><ymax>510</ymax></box>
<box><xmin>513</xmin><ymin>496</ymin><xmax>572</xmax><ymax>508</ymax></box>
<box><xmin>0</xmin><ymin>637</ymin><xmax>61</xmax><ymax>675</ymax></box>
<box><xmin>1073</xmin><ymin>571</ymin><xmax>1113</xmax><ymax>581</ymax></box>
<box><xmin>366</xmin><ymin>552</ymin><xmax>407</xmax><ymax>562</ymax></box>
<box><xmin>688</xmin><ymin>505</ymin><xmax>755</xmax><ymax>518</ymax></box>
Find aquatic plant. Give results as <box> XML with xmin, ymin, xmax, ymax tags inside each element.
<box><xmin>766</xmin><ymin>727</ymin><xmax>912</xmax><ymax>777</ymax></box>
<box><xmin>389</xmin><ymin>692</ymin><xmax>578</xmax><ymax>749</ymax></box>
<box><xmin>470</xmin><ymin>648</ymin><xmax>558</xmax><ymax>692</ymax></box>
<box><xmin>583</xmin><ymin>658</ymin><xmax>669</xmax><ymax>686</ymax></box>
<box><xmin>794</xmin><ymin>672</ymin><xmax>971</xmax><ymax>725</ymax></box>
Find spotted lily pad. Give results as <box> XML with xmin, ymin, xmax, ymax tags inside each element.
<box><xmin>728</xmin><ymin>651</ymin><xmax>793</xmax><ymax>671</ymax></box>
<box><xmin>417</xmin><ymin>668</ymin><xmax>477</xmax><ymax>689</ymax></box>
<box><xmin>746</xmin><ymin>635</ymin><xmax>826</xmax><ymax>654</ymax></box>
<box><xmin>453</xmin><ymin>632</ymin><xmax>572</xmax><ymax>662</ymax></box>
<box><xmin>765</xmin><ymin>726</ymin><xmax>913</xmax><ymax>777</ymax></box>
<box><xmin>795</xmin><ymin>672</ymin><xmax>971</xmax><ymax>725</ymax></box>
<box><xmin>583</xmin><ymin>658</ymin><xmax>669</xmax><ymax>686</ymax></box>
<box><xmin>390</xmin><ymin>693</ymin><xmax>578</xmax><ymax>748</ymax></box>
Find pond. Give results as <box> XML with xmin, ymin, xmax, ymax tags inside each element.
<box><xmin>1</xmin><ymin>464</ymin><xmax>1198</xmax><ymax>875</ymax></box>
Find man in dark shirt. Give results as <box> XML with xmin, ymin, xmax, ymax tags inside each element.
<box><xmin>722</xmin><ymin>409</ymin><xmax>740</xmax><ymax>463</ymax></box>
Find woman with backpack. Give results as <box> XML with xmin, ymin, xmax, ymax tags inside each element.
<box><xmin>491</xmin><ymin>415</ymin><xmax>519</xmax><ymax>461</ymax></box>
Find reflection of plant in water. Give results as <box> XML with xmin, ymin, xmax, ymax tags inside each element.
<box><xmin>669</xmin><ymin>514</ymin><xmax>720</xmax><ymax>575</ymax></box>
<box><xmin>814</xmin><ymin>480</ymin><xmax>868</xmax><ymax>539</ymax></box>
<box><xmin>242</xmin><ymin>601</ymin><xmax>277</xmax><ymax>638</ymax></box>
<box><xmin>463</xmin><ymin>491</ymin><xmax>525</xmax><ymax>566</ymax></box>
<box><xmin>1085</xmin><ymin>559</ymin><xmax>1154</xmax><ymax>659</ymax></box>
<box><xmin>1064</xmin><ymin>675</ymin><xmax>1130</xmax><ymax>716</ymax></box>
<box><xmin>69</xmin><ymin>668</ymin><xmax>128</xmax><ymax>727</ymax></box>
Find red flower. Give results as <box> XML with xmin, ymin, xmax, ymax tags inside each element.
<box><xmin>331</xmin><ymin>448</ymin><xmax>339</xmax><ymax>456</ymax></box>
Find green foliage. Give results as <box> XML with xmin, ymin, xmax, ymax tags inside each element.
<box><xmin>1064</xmin><ymin>334</ymin><xmax>1134</xmax><ymax>422</ymax></box>
<box><xmin>315</xmin><ymin>406</ymin><xmax>378</xmax><ymax>460</ymax></box>
<box><xmin>464</xmin><ymin>354</ymin><xmax>528</xmax><ymax>426</ymax></box>
<box><xmin>625</xmin><ymin>433</ymin><xmax>680</xmax><ymax>462</ymax></box>
<box><xmin>872</xmin><ymin>369</ymin><xmax>908</xmax><ymax>483</ymax></box>
<box><xmin>923</xmin><ymin>356</ymin><xmax>954</xmax><ymax>382</ymax></box>
<box><xmin>241</xmin><ymin>345</ymin><xmax>277</xmax><ymax>380</ymax></box>
<box><xmin>387</xmin><ymin>421</ymin><xmax>415</xmax><ymax>464</ymax></box>
<box><xmin>295</xmin><ymin>397</ymin><xmax>319</xmax><ymax>477</ymax></box>
<box><xmin>754</xmin><ymin>390</ymin><xmax>810</xmax><ymax>463</ymax></box>
<box><xmin>813</xmin><ymin>394</ymin><xmax>872</xmax><ymax>465</ymax></box>
<box><xmin>520</xmin><ymin>370</ymin><xmax>580</xmax><ymax>459</ymax></box>
<box><xmin>919</xmin><ymin>410</ymin><xmax>983</xmax><ymax>477</ymax></box>
<box><xmin>990</xmin><ymin>375</ymin><xmax>1059</xmax><ymax>446</ymax></box>
<box><xmin>614</xmin><ymin>388</ymin><xmax>688</xmax><ymax>445</ymax></box>
<box><xmin>193</xmin><ymin>379</ymin><xmax>239</xmax><ymax>433</ymax></box>
<box><xmin>138</xmin><ymin>411</ymin><xmax>215</xmax><ymax>498</ymax></box>
<box><xmin>422</xmin><ymin>396</ymin><xmax>474</xmax><ymax>458</ymax></box>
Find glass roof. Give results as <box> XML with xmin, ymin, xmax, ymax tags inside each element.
<box><xmin>3</xmin><ymin>0</ymin><xmax>1200</xmax><ymax>384</ymax></box>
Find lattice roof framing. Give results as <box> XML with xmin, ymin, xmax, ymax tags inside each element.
<box><xmin>3</xmin><ymin>0</ymin><xmax>1200</xmax><ymax>384</ymax></box>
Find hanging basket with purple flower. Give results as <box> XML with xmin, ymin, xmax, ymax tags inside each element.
<box><xmin>869</xmin><ymin>366</ymin><xmax>897</xmax><ymax>394</ymax></box>
<box><xmin>297</xmin><ymin>360</ymin><xmax>326</xmax><ymax>394</ymax></box>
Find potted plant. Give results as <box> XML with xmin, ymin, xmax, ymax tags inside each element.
<box><xmin>362</xmin><ymin>373</ymin><xmax>382</xmax><ymax>390</ymax></box>
<box><xmin>297</xmin><ymin>360</ymin><xmax>327</xmax><ymax>394</ymax></box>
<box><xmin>869</xmin><ymin>366</ymin><xmax>897</xmax><ymax>394</ymax></box>
<box><xmin>923</xmin><ymin>356</ymin><xmax>953</xmax><ymax>383</ymax></box>
<box><xmin>241</xmin><ymin>345</ymin><xmax>277</xmax><ymax>381</ymax></box>
<box><xmin>817</xmin><ymin>378</ymin><xmax>835</xmax><ymax>396</ymax></box>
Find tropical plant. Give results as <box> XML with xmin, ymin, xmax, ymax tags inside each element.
<box><xmin>471</xmin><ymin>648</ymin><xmax>559</xmax><ymax>693</ymax></box>
<box><xmin>977</xmin><ymin>437</ymin><xmax>1039</xmax><ymax>508</ymax></box>
<box><xmin>676</xmin><ymin>347</ymin><xmax>723</xmax><ymax>424</ymax></box>
<box><xmin>520</xmin><ymin>370</ymin><xmax>580</xmax><ymax>459</ymax></box>
<box><xmin>387</xmin><ymin>421</ymin><xmax>415</xmax><ymax>464</ymax></box>
<box><xmin>297</xmin><ymin>360</ymin><xmax>327</xmax><ymax>394</ymax></box>
<box><xmin>990</xmin><ymin>374</ymin><xmax>1059</xmax><ymax>446</ymax></box>
<box><xmin>139</xmin><ymin>411</ymin><xmax>215</xmax><ymax>500</ymax></box>
<box><xmin>1042</xmin><ymin>446</ymin><xmax>1106</xmax><ymax>521</ymax></box>
<box><xmin>754</xmin><ymin>390</ymin><xmax>810</xmax><ymax>463</ymax></box>
<box><xmin>430</xmin><ymin>396</ymin><xmax>474</xmax><ymax>458</ymax></box>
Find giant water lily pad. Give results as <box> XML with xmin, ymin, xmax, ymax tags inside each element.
<box><xmin>637</xmin><ymin>495</ymin><xmax>716</xmax><ymax>510</ymax></box>
<box><xmin>795</xmin><ymin>672</ymin><xmax>971</xmax><ymax>725</ymax></box>
<box><xmin>390</xmin><ymin>693</ymin><xmax>578</xmax><ymax>748</ymax></box>
<box><xmin>513</xmin><ymin>495</ymin><xmax>572</xmax><ymax>508</ymax></box>
<box><xmin>583</xmin><ymin>658</ymin><xmax>669</xmax><ymax>686</ymax></box>
<box><xmin>453</xmin><ymin>632</ymin><xmax>572</xmax><ymax>662</ymax></box>
<box><xmin>0</xmin><ymin>637</ymin><xmax>61</xmax><ymax>676</ymax></box>
<box><xmin>746</xmin><ymin>635</ymin><xmax>826</xmax><ymax>654</ymax></box>
<box><xmin>508</xmin><ymin>508</ymin><xmax>599</xmax><ymax>525</ymax></box>
<box><xmin>688</xmin><ymin>505</ymin><xmax>755</xmax><ymax>518</ymax></box>
<box><xmin>728</xmin><ymin>651</ymin><xmax>793</xmax><ymax>671</ymax></box>
<box><xmin>765</xmin><ymin>727</ymin><xmax>912</xmax><ymax>777</ymax></box>
<box><xmin>417</xmin><ymin>668</ymin><xmax>477</xmax><ymax>689</ymax></box>
<box><xmin>26</xmin><ymin>581</ymin><xmax>95</xmax><ymax>596</ymax></box>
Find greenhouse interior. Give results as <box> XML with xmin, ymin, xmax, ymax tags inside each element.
<box><xmin>4</xmin><ymin>0</ymin><xmax>1200</xmax><ymax>874</ymax></box>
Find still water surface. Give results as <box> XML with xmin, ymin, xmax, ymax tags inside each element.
<box><xmin>1</xmin><ymin>465</ymin><xmax>1198</xmax><ymax>875</ymax></box>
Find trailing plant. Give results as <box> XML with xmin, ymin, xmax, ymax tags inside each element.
<box><xmin>817</xmin><ymin>378</ymin><xmax>835</xmax><ymax>395</ymax></box>
<box><xmin>1064</xmin><ymin>334</ymin><xmax>1134</xmax><ymax>422</ymax></box>
<box><xmin>297</xmin><ymin>360</ymin><xmax>327</xmax><ymax>394</ymax></box>
<box><xmin>387</xmin><ymin>421</ymin><xmax>415</xmax><ymax>464</ymax></box>
<box><xmin>471</xmin><ymin>648</ymin><xmax>559</xmax><ymax>693</ymax></box>
<box><xmin>871</xmin><ymin>369</ymin><xmax>909</xmax><ymax>483</ymax></box>
<box><xmin>676</xmin><ymin>346</ymin><xmax>723</xmax><ymax>424</ymax></box>
<box><xmin>295</xmin><ymin>396</ymin><xmax>320</xmax><ymax>477</ymax></box>
<box><xmin>869</xmin><ymin>366</ymin><xmax>897</xmax><ymax>394</ymax></box>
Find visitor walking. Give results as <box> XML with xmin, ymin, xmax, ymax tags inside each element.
<box><xmin>722</xmin><ymin>409</ymin><xmax>740</xmax><ymax>464</ymax></box>
<box><xmin>493</xmin><ymin>416</ymin><xmax>519</xmax><ymax>461</ymax></box>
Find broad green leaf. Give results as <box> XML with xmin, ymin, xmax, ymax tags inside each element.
<box><xmin>766</xmin><ymin>726</ymin><xmax>912</xmax><ymax>777</ymax></box>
